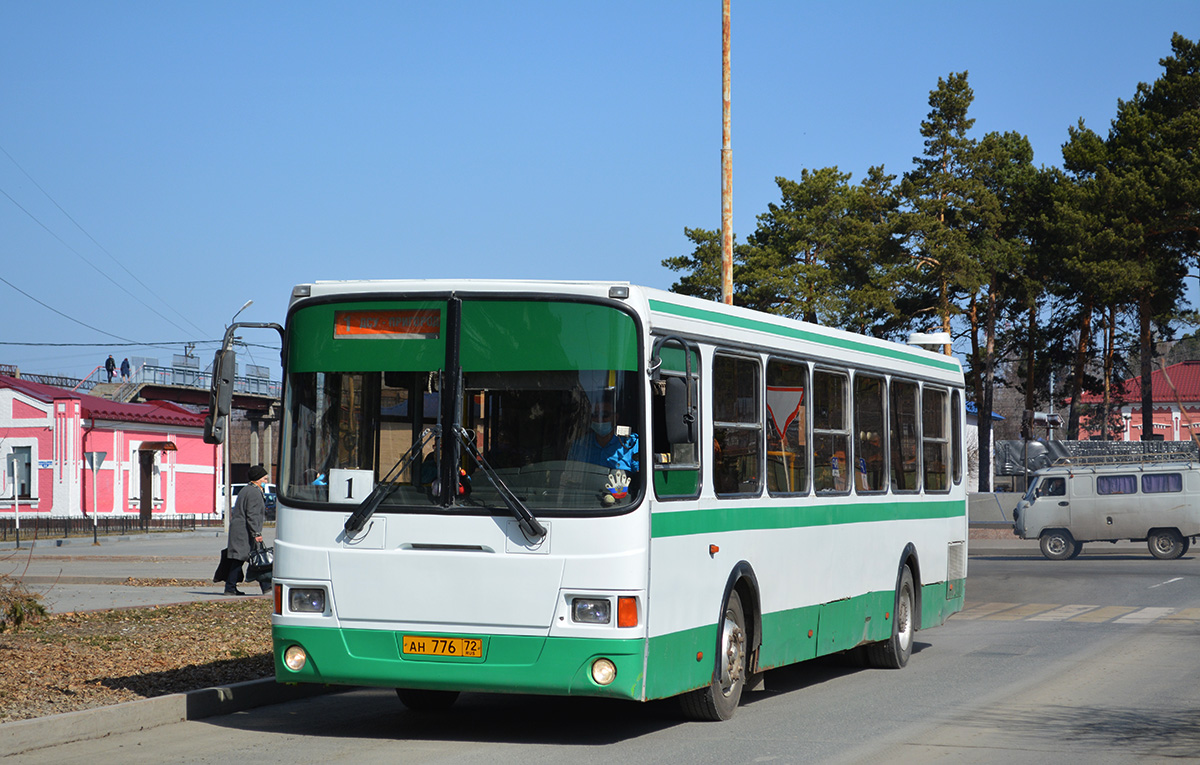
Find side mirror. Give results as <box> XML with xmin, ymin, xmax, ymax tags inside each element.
<box><xmin>664</xmin><ymin>376</ymin><xmax>697</xmax><ymax>445</ymax></box>
<box><xmin>203</xmin><ymin>349</ymin><xmax>236</xmax><ymax>445</ymax></box>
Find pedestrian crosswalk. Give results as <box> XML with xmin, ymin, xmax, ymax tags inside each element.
<box><xmin>955</xmin><ymin>602</ymin><xmax>1200</xmax><ymax>624</ymax></box>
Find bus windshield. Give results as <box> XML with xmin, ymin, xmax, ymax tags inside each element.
<box><xmin>280</xmin><ymin>298</ymin><xmax>643</xmax><ymax>514</ymax></box>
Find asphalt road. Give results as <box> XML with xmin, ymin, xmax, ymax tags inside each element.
<box><xmin>7</xmin><ymin>538</ymin><xmax>1199</xmax><ymax>764</ymax></box>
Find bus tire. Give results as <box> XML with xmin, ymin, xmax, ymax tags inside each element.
<box><xmin>395</xmin><ymin>688</ymin><xmax>460</xmax><ymax>712</ymax></box>
<box><xmin>679</xmin><ymin>589</ymin><xmax>747</xmax><ymax>721</ymax></box>
<box><xmin>1039</xmin><ymin>530</ymin><xmax>1076</xmax><ymax>561</ymax></box>
<box><xmin>1148</xmin><ymin>529</ymin><xmax>1185</xmax><ymax>560</ymax></box>
<box><xmin>866</xmin><ymin>565</ymin><xmax>914</xmax><ymax>670</ymax></box>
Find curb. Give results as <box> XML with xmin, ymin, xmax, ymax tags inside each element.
<box><xmin>0</xmin><ymin>678</ymin><xmax>342</xmax><ymax>758</ymax></box>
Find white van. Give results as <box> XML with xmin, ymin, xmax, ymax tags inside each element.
<box><xmin>1013</xmin><ymin>460</ymin><xmax>1200</xmax><ymax>560</ymax></box>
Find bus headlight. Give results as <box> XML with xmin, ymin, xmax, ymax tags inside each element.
<box><xmin>289</xmin><ymin>588</ymin><xmax>326</xmax><ymax>613</ymax></box>
<box><xmin>284</xmin><ymin>645</ymin><xmax>307</xmax><ymax>671</ymax></box>
<box><xmin>591</xmin><ymin>658</ymin><xmax>617</xmax><ymax>685</ymax></box>
<box><xmin>572</xmin><ymin>598</ymin><xmax>611</xmax><ymax>624</ymax></box>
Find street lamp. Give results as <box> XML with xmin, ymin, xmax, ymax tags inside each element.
<box><xmin>223</xmin><ymin>299</ymin><xmax>253</xmax><ymax>535</ymax></box>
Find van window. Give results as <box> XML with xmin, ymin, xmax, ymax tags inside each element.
<box><xmin>1036</xmin><ymin>477</ymin><xmax>1066</xmax><ymax>497</ymax></box>
<box><xmin>1142</xmin><ymin>473</ymin><xmax>1183</xmax><ymax>493</ymax></box>
<box><xmin>1097</xmin><ymin>475</ymin><xmax>1137</xmax><ymax>495</ymax></box>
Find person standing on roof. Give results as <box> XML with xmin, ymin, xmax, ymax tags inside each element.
<box><xmin>104</xmin><ymin>355</ymin><xmax>116</xmax><ymax>383</ymax></box>
<box><xmin>224</xmin><ymin>465</ymin><xmax>270</xmax><ymax>596</ymax></box>
<box><xmin>120</xmin><ymin>357</ymin><xmax>131</xmax><ymax>381</ymax></box>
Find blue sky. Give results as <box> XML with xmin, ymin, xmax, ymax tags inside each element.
<box><xmin>2</xmin><ymin>1</ymin><xmax>1196</xmax><ymax>380</ymax></box>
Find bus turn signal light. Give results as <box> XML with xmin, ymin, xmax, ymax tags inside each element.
<box><xmin>618</xmin><ymin>596</ymin><xmax>638</xmax><ymax>627</ymax></box>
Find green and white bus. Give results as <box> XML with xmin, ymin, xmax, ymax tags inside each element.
<box><xmin>257</xmin><ymin>280</ymin><xmax>967</xmax><ymax>721</ymax></box>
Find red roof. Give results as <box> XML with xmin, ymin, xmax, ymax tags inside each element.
<box><xmin>1076</xmin><ymin>360</ymin><xmax>1200</xmax><ymax>405</ymax></box>
<box><xmin>0</xmin><ymin>375</ymin><xmax>206</xmax><ymax>428</ymax></box>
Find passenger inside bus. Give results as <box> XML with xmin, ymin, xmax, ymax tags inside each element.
<box><xmin>568</xmin><ymin>397</ymin><xmax>639</xmax><ymax>505</ymax></box>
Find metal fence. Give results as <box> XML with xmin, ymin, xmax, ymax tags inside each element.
<box><xmin>134</xmin><ymin>364</ymin><xmax>281</xmax><ymax>397</ymax></box>
<box><xmin>0</xmin><ymin>515</ymin><xmax>224</xmax><ymax>542</ymax></box>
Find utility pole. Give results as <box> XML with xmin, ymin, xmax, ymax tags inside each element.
<box><xmin>720</xmin><ymin>0</ymin><xmax>733</xmax><ymax>305</ymax></box>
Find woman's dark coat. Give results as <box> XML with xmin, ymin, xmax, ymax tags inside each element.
<box><xmin>227</xmin><ymin>482</ymin><xmax>265</xmax><ymax>561</ymax></box>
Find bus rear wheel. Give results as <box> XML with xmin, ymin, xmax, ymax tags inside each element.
<box><xmin>866</xmin><ymin>565</ymin><xmax>914</xmax><ymax>669</ymax></box>
<box><xmin>395</xmin><ymin>688</ymin><xmax>460</xmax><ymax>712</ymax></box>
<box><xmin>680</xmin><ymin>590</ymin><xmax>747</xmax><ymax>721</ymax></box>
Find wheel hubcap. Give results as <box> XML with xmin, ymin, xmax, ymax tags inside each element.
<box><xmin>897</xmin><ymin>584</ymin><xmax>913</xmax><ymax>651</ymax></box>
<box><xmin>718</xmin><ymin>615</ymin><xmax>745</xmax><ymax>695</ymax></box>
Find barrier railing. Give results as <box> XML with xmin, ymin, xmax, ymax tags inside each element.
<box><xmin>0</xmin><ymin>515</ymin><xmax>224</xmax><ymax>542</ymax></box>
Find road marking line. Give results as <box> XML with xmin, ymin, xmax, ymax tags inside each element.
<box><xmin>1162</xmin><ymin>608</ymin><xmax>1200</xmax><ymax>621</ymax></box>
<box><xmin>954</xmin><ymin>603</ymin><xmax>1022</xmax><ymax>620</ymax></box>
<box><xmin>982</xmin><ymin>603</ymin><xmax>1059</xmax><ymax>621</ymax></box>
<box><xmin>1150</xmin><ymin>577</ymin><xmax>1184</xmax><ymax>589</ymax></box>
<box><xmin>1067</xmin><ymin>606</ymin><xmax>1138</xmax><ymax>623</ymax></box>
<box><xmin>1028</xmin><ymin>604</ymin><xmax>1101</xmax><ymax>621</ymax></box>
<box><xmin>1115</xmin><ymin>607</ymin><xmax>1177</xmax><ymax>624</ymax></box>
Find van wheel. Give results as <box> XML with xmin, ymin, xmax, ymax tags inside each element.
<box><xmin>1039</xmin><ymin>530</ymin><xmax>1077</xmax><ymax>561</ymax></box>
<box><xmin>865</xmin><ymin>565</ymin><xmax>914</xmax><ymax>669</ymax></box>
<box><xmin>680</xmin><ymin>590</ymin><xmax>747</xmax><ymax>721</ymax></box>
<box><xmin>1068</xmin><ymin>543</ymin><xmax>1084</xmax><ymax>559</ymax></box>
<box><xmin>1148</xmin><ymin>529</ymin><xmax>1185</xmax><ymax>560</ymax></box>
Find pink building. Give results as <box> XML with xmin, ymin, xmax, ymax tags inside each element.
<box><xmin>0</xmin><ymin>375</ymin><xmax>220</xmax><ymax>518</ymax></box>
<box><xmin>1075</xmin><ymin>360</ymin><xmax>1200</xmax><ymax>442</ymax></box>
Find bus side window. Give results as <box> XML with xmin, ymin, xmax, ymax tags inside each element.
<box><xmin>853</xmin><ymin>374</ymin><xmax>886</xmax><ymax>493</ymax></box>
<box><xmin>813</xmin><ymin>370</ymin><xmax>850</xmax><ymax>494</ymax></box>
<box><xmin>951</xmin><ymin>389</ymin><xmax>963</xmax><ymax>485</ymax></box>
<box><xmin>766</xmin><ymin>358</ymin><xmax>809</xmax><ymax>495</ymax></box>
<box><xmin>923</xmin><ymin>387</ymin><xmax>950</xmax><ymax>493</ymax></box>
<box><xmin>652</xmin><ymin>340</ymin><xmax>701</xmax><ymax>499</ymax></box>
<box><xmin>713</xmin><ymin>353</ymin><xmax>762</xmax><ymax>497</ymax></box>
<box><xmin>890</xmin><ymin>379</ymin><xmax>920</xmax><ymax>492</ymax></box>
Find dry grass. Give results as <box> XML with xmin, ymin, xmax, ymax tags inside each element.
<box><xmin>0</xmin><ymin>596</ymin><xmax>272</xmax><ymax>724</ymax></box>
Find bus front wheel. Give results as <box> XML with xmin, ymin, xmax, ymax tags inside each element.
<box><xmin>680</xmin><ymin>590</ymin><xmax>747</xmax><ymax>721</ymax></box>
<box><xmin>396</xmin><ymin>688</ymin><xmax>460</xmax><ymax>712</ymax></box>
<box><xmin>866</xmin><ymin>565</ymin><xmax>914</xmax><ymax>669</ymax></box>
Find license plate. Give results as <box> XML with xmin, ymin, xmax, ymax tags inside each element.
<box><xmin>402</xmin><ymin>635</ymin><xmax>483</xmax><ymax>658</ymax></box>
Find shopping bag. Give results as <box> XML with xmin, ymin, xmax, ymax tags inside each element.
<box><xmin>246</xmin><ymin>541</ymin><xmax>274</xmax><ymax>583</ymax></box>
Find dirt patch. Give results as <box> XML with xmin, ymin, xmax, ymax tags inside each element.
<box><xmin>0</xmin><ymin>598</ymin><xmax>272</xmax><ymax>724</ymax></box>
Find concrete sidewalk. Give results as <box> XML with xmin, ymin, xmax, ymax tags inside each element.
<box><xmin>1</xmin><ymin>528</ymin><xmax>276</xmax><ymax>613</ymax></box>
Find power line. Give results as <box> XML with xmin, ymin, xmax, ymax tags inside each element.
<box><xmin>0</xmin><ymin>185</ymin><xmax>201</xmax><ymax>338</ymax></box>
<box><xmin>0</xmin><ymin>143</ymin><xmax>211</xmax><ymax>338</ymax></box>
<box><xmin>0</xmin><ymin>273</ymin><xmax>145</xmax><ymax>344</ymax></box>
<box><xmin>0</xmin><ymin>340</ymin><xmax>279</xmax><ymax>349</ymax></box>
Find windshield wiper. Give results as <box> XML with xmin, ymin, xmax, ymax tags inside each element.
<box><xmin>343</xmin><ymin>427</ymin><xmax>436</xmax><ymax>535</ymax></box>
<box><xmin>455</xmin><ymin>426</ymin><xmax>547</xmax><ymax>542</ymax></box>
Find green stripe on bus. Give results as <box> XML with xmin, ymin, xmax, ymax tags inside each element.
<box><xmin>648</xmin><ymin>299</ymin><xmax>961</xmax><ymax>373</ymax></box>
<box><xmin>273</xmin><ymin>625</ymin><xmax>646</xmax><ymax>700</ymax></box>
<box><xmin>650</xmin><ymin>499</ymin><xmax>966</xmax><ymax>537</ymax></box>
